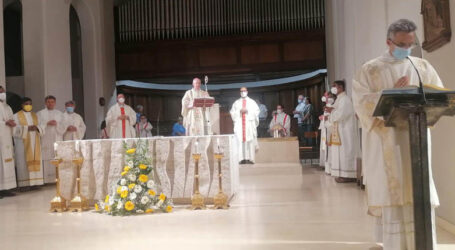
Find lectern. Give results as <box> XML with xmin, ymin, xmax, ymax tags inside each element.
<box><xmin>373</xmin><ymin>85</ymin><xmax>455</xmax><ymax>250</ymax></box>
<box><xmin>193</xmin><ymin>97</ymin><xmax>215</xmax><ymax>135</ymax></box>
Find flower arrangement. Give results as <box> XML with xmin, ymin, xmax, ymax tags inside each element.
<box><xmin>95</xmin><ymin>140</ymin><xmax>173</xmax><ymax>216</ymax></box>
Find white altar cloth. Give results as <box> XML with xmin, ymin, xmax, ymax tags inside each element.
<box><xmin>55</xmin><ymin>135</ymin><xmax>239</xmax><ymax>204</ymax></box>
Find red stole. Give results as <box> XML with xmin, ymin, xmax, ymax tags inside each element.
<box><xmin>120</xmin><ymin>107</ymin><xmax>126</xmax><ymax>138</ymax></box>
<box><xmin>274</xmin><ymin>114</ymin><xmax>288</xmax><ymax>136</ymax></box>
<box><xmin>242</xmin><ymin>99</ymin><xmax>246</xmax><ymax>142</ymax></box>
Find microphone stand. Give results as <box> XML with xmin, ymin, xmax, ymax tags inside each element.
<box><xmin>156</xmin><ymin>110</ymin><xmax>160</xmax><ymax>136</ymax></box>
<box><xmin>407</xmin><ymin>57</ymin><xmax>427</xmax><ymax>104</ymax></box>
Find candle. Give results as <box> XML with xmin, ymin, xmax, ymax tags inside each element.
<box><xmin>216</xmin><ymin>138</ymin><xmax>220</xmax><ymax>153</ymax></box>
<box><xmin>54</xmin><ymin>142</ymin><xmax>58</xmax><ymax>157</ymax></box>
<box><xmin>75</xmin><ymin>140</ymin><xmax>80</xmax><ymax>153</ymax></box>
<box><xmin>195</xmin><ymin>141</ymin><xmax>199</xmax><ymax>154</ymax></box>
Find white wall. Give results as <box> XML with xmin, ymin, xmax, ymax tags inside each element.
<box><xmin>423</xmin><ymin>0</ymin><xmax>455</xmax><ymax>227</ymax></box>
<box><xmin>326</xmin><ymin>0</ymin><xmax>455</xmax><ymax>226</ymax></box>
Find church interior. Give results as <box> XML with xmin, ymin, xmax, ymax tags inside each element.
<box><xmin>1</xmin><ymin>0</ymin><xmax>455</xmax><ymax>249</ymax></box>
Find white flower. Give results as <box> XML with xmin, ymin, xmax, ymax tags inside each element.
<box><xmin>109</xmin><ymin>197</ymin><xmax>114</xmax><ymax>205</ymax></box>
<box><xmin>136</xmin><ymin>209</ymin><xmax>144</xmax><ymax>214</ymax></box>
<box><xmin>141</xmin><ymin>196</ymin><xmax>150</xmax><ymax>204</ymax></box>
<box><xmin>157</xmin><ymin>199</ymin><xmax>164</xmax><ymax>207</ymax></box>
<box><xmin>129</xmin><ymin>192</ymin><xmax>137</xmax><ymax>200</ymax></box>
<box><xmin>127</xmin><ymin>161</ymin><xmax>134</xmax><ymax>167</ymax></box>
<box><xmin>116</xmin><ymin>201</ymin><xmax>123</xmax><ymax>210</ymax></box>
<box><xmin>128</xmin><ymin>174</ymin><xmax>136</xmax><ymax>182</ymax></box>
<box><xmin>121</xmin><ymin>186</ymin><xmax>128</xmax><ymax>192</ymax></box>
<box><xmin>146</xmin><ymin>180</ymin><xmax>155</xmax><ymax>189</ymax></box>
<box><xmin>120</xmin><ymin>179</ymin><xmax>126</xmax><ymax>186</ymax></box>
<box><xmin>134</xmin><ymin>185</ymin><xmax>143</xmax><ymax>193</ymax></box>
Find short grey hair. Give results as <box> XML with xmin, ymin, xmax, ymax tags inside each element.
<box><xmin>65</xmin><ymin>100</ymin><xmax>75</xmax><ymax>106</ymax></box>
<box><xmin>387</xmin><ymin>19</ymin><xmax>417</xmax><ymax>39</ymax></box>
<box><xmin>136</xmin><ymin>104</ymin><xmax>143</xmax><ymax>109</ymax></box>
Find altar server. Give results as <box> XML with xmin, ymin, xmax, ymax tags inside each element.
<box><xmin>230</xmin><ymin>87</ymin><xmax>260</xmax><ymax>164</ymax></box>
<box><xmin>352</xmin><ymin>19</ymin><xmax>443</xmax><ymax>249</ymax></box>
<box><xmin>136</xmin><ymin>114</ymin><xmax>153</xmax><ymax>138</ymax></box>
<box><xmin>268</xmin><ymin>105</ymin><xmax>291</xmax><ymax>137</ymax></box>
<box><xmin>13</xmin><ymin>97</ymin><xmax>44</xmax><ymax>188</ymax></box>
<box><xmin>37</xmin><ymin>95</ymin><xmax>65</xmax><ymax>183</ymax></box>
<box><xmin>181</xmin><ymin>77</ymin><xmax>212</xmax><ymax>136</ymax></box>
<box><xmin>106</xmin><ymin>93</ymin><xmax>137</xmax><ymax>139</ymax></box>
<box><xmin>0</xmin><ymin>86</ymin><xmax>17</xmax><ymax>197</ymax></box>
<box><xmin>62</xmin><ymin>100</ymin><xmax>86</xmax><ymax>141</ymax></box>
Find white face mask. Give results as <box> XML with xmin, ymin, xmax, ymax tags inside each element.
<box><xmin>321</xmin><ymin>96</ymin><xmax>327</xmax><ymax>103</ymax></box>
<box><xmin>328</xmin><ymin>98</ymin><xmax>334</xmax><ymax>104</ymax></box>
<box><xmin>331</xmin><ymin>87</ymin><xmax>338</xmax><ymax>95</ymax></box>
<box><xmin>118</xmin><ymin>98</ymin><xmax>125</xmax><ymax>104</ymax></box>
<box><xmin>277</xmin><ymin>109</ymin><xmax>282</xmax><ymax>114</ymax></box>
<box><xmin>0</xmin><ymin>93</ymin><xmax>6</xmax><ymax>101</ymax></box>
<box><xmin>241</xmin><ymin>91</ymin><xmax>248</xmax><ymax>98</ymax></box>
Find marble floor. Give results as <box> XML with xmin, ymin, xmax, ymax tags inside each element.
<box><xmin>1</xmin><ymin>163</ymin><xmax>454</xmax><ymax>250</ymax></box>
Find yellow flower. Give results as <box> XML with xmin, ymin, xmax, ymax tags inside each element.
<box><xmin>121</xmin><ymin>171</ymin><xmax>127</xmax><ymax>176</ymax></box>
<box><xmin>104</xmin><ymin>195</ymin><xmax>110</xmax><ymax>203</ymax></box>
<box><xmin>138</xmin><ymin>174</ymin><xmax>148</xmax><ymax>183</ymax></box>
<box><xmin>159</xmin><ymin>193</ymin><xmax>166</xmax><ymax>201</ymax></box>
<box><xmin>128</xmin><ymin>183</ymin><xmax>136</xmax><ymax>190</ymax></box>
<box><xmin>120</xmin><ymin>190</ymin><xmax>128</xmax><ymax>198</ymax></box>
<box><xmin>148</xmin><ymin>190</ymin><xmax>156</xmax><ymax>196</ymax></box>
<box><xmin>116</xmin><ymin>186</ymin><xmax>122</xmax><ymax>194</ymax></box>
<box><xmin>166</xmin><ymin>205</ymin><xmax>172</xmax><ymax>213</ymax></box>
<box><xmin>145</xmin><ymin>208</ymin><xmax>154</xmax><ymax>214</ymax></box>
<box><xmin>123</xmin><ymin>166</ymin><xmax>131</xmax><ymax>172</ymax></box>
<box><xmin>104</xmin><ymin>205</ymin><xmax>110</xmax><ymax>212</ymax></box>
<box><xmin>139</xmin><ymin>164</ymin><xmax>147</xmax><ymax>170</ymax></box>
<box><xmin>125</xmin><ymin>201</ymin><xmax>135</xmax><ymax>211</ymax></box>
<box><xmin>126</xmin><ymin>148</ymin><xmax>136</xmax><ymax>154</ymax></box>
<box><xmin>95</xmin><ymin>203</ymin><xmax>99</xmax><ymax>211</ymax></box>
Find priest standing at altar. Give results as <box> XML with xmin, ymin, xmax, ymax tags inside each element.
<box><xmin>106</xmin><ymin>93</ymin><xmax>137</xmax><ymax>139</ymax></box>
<box><xmin>13</xmin><ymin>97</ymin><xmax>44</xmax><ymax>189</ymax></box>
<box><xmin>268</xmin><ymin>105</ymin><xmax>291</xmax><ymax>137</ymax></box>
<box><xmin>0</xmin><ymin>86</ymin><xmax>17</xmax><ymax>197</ymax></box>
<box><xmin>230</xmin><ymin>87</ymin><xmax>260</xmax><ymax>164</ymax></box>
<box><xmin>352</xmin><ymin>19</ymin><xmax>443</xmax><ymax>250</ymax></box>
<box><xmin>62</xmin><ymin>100</ymin><xmax>86</xmax><ymax>141</ymax></box>
<box><xmin>325</xmin><ymin>80</ymin><xmax>359</xmax><ymax>183</ymax></box>
<box><xmin>181</xmin><ymin>78</ymin><xmax>212</xmax><ymax>136</ymax></box>
<box><xmin>37</xmin><ymin>95</ymin><xmax>65</xmax><ymax>184</ymax></box>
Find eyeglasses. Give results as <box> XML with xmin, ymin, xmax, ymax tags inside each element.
<box><xmin>389</xmin><ymin>39</ymin><xmax>416</xmax><ymax>50</ymax></box>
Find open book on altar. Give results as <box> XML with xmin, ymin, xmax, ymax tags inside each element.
<box><xmin>193</xmin><ymin>97</ymin><xmax>215</xmax><ymax>108</ymax></box>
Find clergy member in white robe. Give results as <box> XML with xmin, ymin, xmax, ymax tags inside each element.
<box><xmin>324</xmin><ymin>96</ymin><xmax>335</xmax><ymax>175</ymax></box>
<box><xmin>326</xmin><ymin>80</ymin><xmax>359</xmax><ymax>182</ymax></box>
<box><xmin>230</xmin><ymin>87</ymin><xmax>260</xmax><ymax>164</ymax></box>
<box><xmin>352</xmin><ymin>19</ymin><xmax>441</xmax><ymax>250</ymax></box>
<box><xmin>37</xmin><ymin>95</ymin><xmax>65</xmax><ymax>184</ymax></box>
<box><xmin>62</xmin><ymin>100</ymin><xmax>86</xmax><ymax>141</ymax></box>
<box><xmin>106</xmin><ymin>93</ymin><xmax>137</xmax><ymax>139</ymax></box>
<box><xmin>13</xmin><ymin>97</ymin><xmax>44</xmax><ymax>188</ymax></box>
<box><xmin>0</xmin><ymin>86</ymin><xmax>17</xmax><ymax>196</ymax></box>
<box><xmin>136</xmin><ymin>114</ymin><xmax>153</xmax><ymax>138</ymax></box>
<box><xmin>181</xmin><ymin>78</ymin><xmax>212</xmax><ymax>136</ymax></box>
<box><xmin>268</xmin><ymin>105</ymin><xmax>291</xmax><ymax>137</ymax></box>
<box><xmin>318</xmin><ymin>94</ymin><xmax>328</xmax><ymax>168</ymax></box>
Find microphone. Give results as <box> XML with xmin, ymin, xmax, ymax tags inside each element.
<box><xmin>406</xmin><ymin>56</ymin><xmax>427</xmax><ymax>104</ymax></box>
<box><xmin>156</xmin><ymin>110</ymin><xmax>160</xmax><ymax>136</ymax></box>
<box><xmin>204</xmin><ymin>75</ymin><xmax>208</xmax><ymax>92</ymax></box>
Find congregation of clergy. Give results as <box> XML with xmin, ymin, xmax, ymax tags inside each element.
<box><xmin>0</xmin><ymin>18</ymin><xmax>446</xmax><ymax>250</ymax></box>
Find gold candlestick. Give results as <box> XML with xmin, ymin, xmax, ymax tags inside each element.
<box><xmin>191</xmin><ymin>153</ymin><xmax>206</xmax><ymax>210</ymax></box>
<box><xmin>50</xmin><ymin>158</ymin><xmax>67</xmax><ymax>212</ymax></box>
<box><xmin>69</xmin><ymin>157</ymin><xmax>88</xmax><ymax>212</ymax></box>
<box><xmin>213</xmin><ymin>153</ymin><xmax>229</xmax><ymax>209</ymax></box>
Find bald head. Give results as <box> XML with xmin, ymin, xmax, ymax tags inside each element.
<box><xmin>192</xmin><ymin>78</ymin><xmax>201</xmax><ymax>90</ymax></box>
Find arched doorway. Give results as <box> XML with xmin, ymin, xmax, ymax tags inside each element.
<box><xmin>70</xmin><ymin>5</ymin><xmax>85</xmax><ymax>119</ymax></box>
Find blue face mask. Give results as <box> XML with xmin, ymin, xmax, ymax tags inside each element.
<box><xmin>297</xmin><ymin>99</ymin><xmax>303</xmax><ymax>103</ymax></box>
<box><xmin>66</xmin><ymin>107</ymin><xmax>74</xmax><ymax>113</ymax></box>
<box><xmin>392</xmin><ymin>46</ymin><xmax>411</xmax><ymax>60</ymax></box>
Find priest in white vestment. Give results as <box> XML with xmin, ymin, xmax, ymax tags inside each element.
<box><xmin>37</xmin><ymin>95</ymin><xmax>65</xmax><ymax>184</ymax></box>
<box><xmin>181</xmin><ymin>78</ymin><xmax>212</xmax><ymax>136</ymax></box>
<box><xmin>106</xmin><ymin>93</ymin><xmax>137</xmax><ymax>139</ymax></box>
<box><xmin>268</xmin><ymin>105</ymin><xmax>291</xmax><ymax>137</ymax></box>
<box><xmin>326</xmin><ymin>80</ymin><xmax>359</xmax><ymax>182</ymax></box>
<box><xmin>62</xmin><ymin>100</ymin><xmax>86</xmax><ymax>141</ymax></box>
<box><xmin>318</xmin><ymin>94</ymin><xmax>328</xmax><ymax>168</ymax></box>
<box><xmin>0</xmin><ymin>87</ymin><xmax>17</xmax><ymax>197</ymax></box>
<box><xmin>13</xmin><ymin>97</ymin><xmax>44</xmax><ymax>188</ymax></box>
<box><xmin>352</xmin><ymin>19</ymin><xmax>442</xmax><ymax>250</ymax></box>
<box><xmin>135</xmin><ymin>114</ymin><xmax>153</xmax><ymax>138</ymax></box>
<box><xmin>230</xmin><ymin>87</ymin><xmax>260</xmax><ymax>164</ymax></box>
<box><xmin>324</xmin><ymin>95</ymin><xmax>336</xmax><ymax>175</ymax></box>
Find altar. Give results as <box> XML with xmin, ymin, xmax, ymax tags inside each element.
<box><xmin>55</xmin><ymin>135</ymin><xmax>239</xmax><ymax>204</ymax></box>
